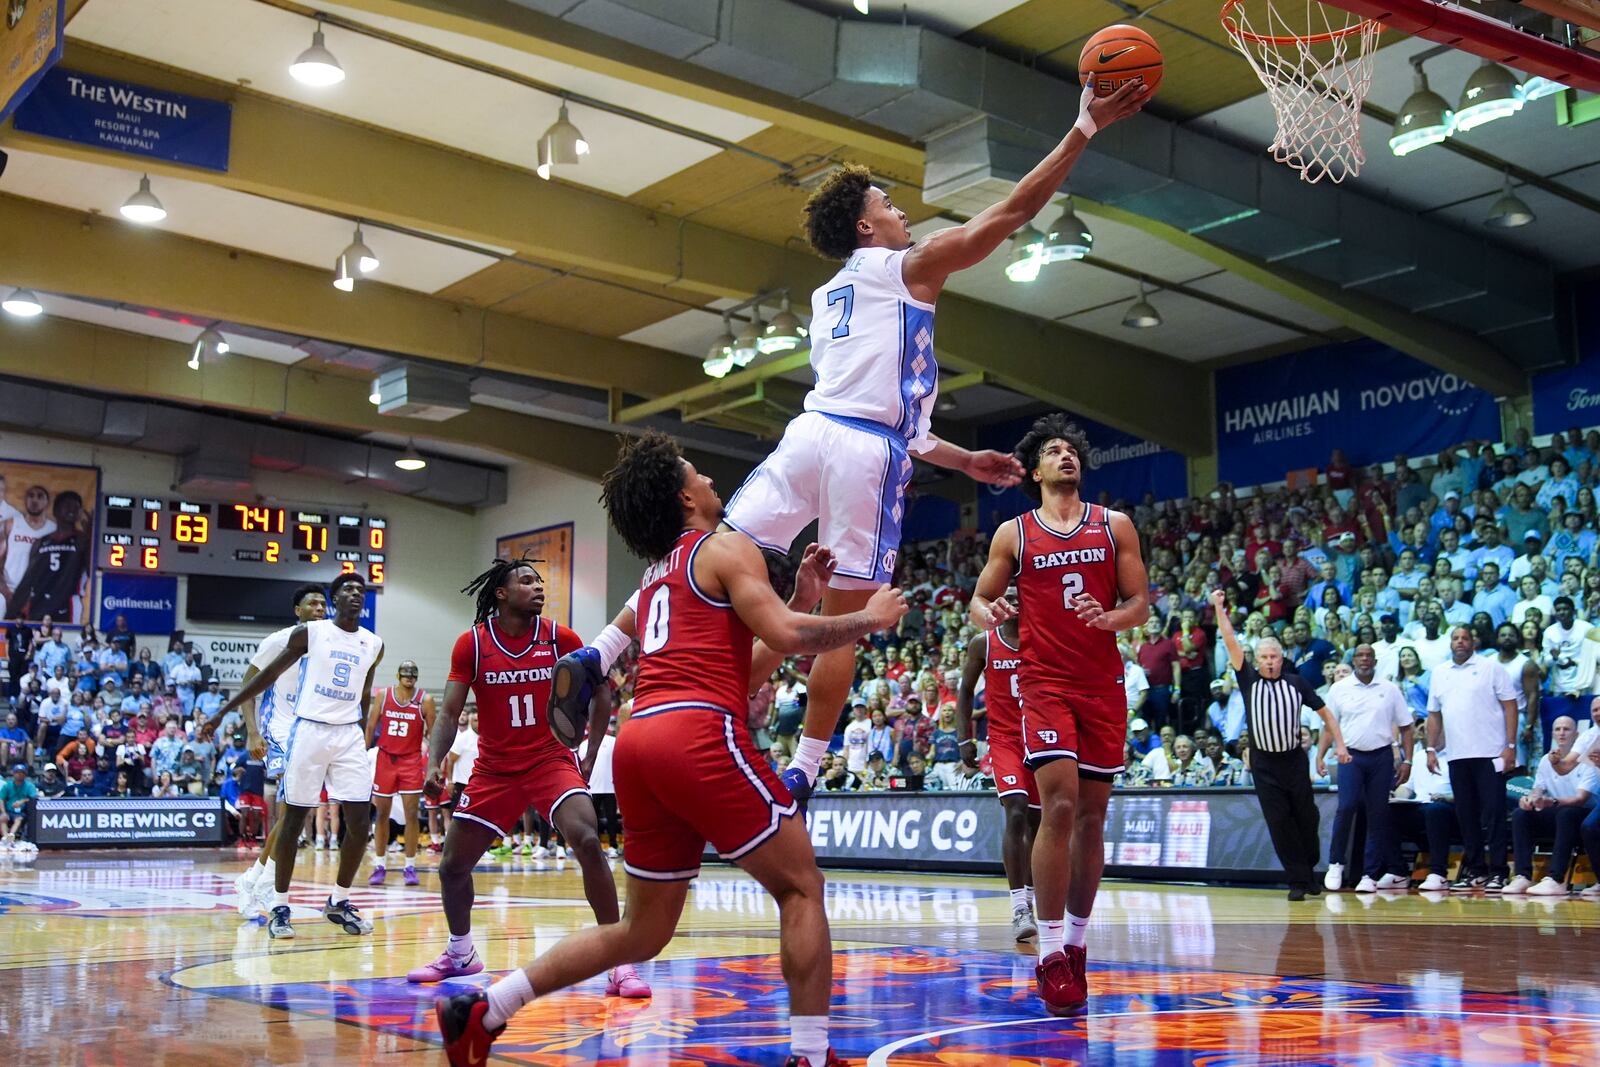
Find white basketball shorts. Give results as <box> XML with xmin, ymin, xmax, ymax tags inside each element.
<box><xmin>723</xmin><ymin>410</ymin><xmax>913</xmax><ymax>590</ymax></box>
<box><xmin>279</xmin><ymin>718</ymin><xmax>373</xmax><ymax>807</ymax></box>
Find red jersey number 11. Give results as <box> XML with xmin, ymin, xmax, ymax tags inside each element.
<box><xmin>509</xmin><ymin>693</ymin><xmax>538</xmax><ymax>728</ymax></box>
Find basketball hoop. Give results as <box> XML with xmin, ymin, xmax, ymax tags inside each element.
<box><xmin>1221</xmin><ymin>0</ymin><xmax>1381</xmax><ymax>184</ymax></box>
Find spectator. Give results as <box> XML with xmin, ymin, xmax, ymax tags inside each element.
<box><xmin>1425</xmin><ymin>626</ymin><xmax>1518</xmax><ymax>891</ymax></box>
<box><xmin>770</xmin><ymin>667</ymin><xmax>806</xmax><ymax>759</ymax></box>
<box><xmin>1175</xmin><ymin>609</ymin><xmax>1210</xmax><ymax>733</ymax></box>
<box><xmin>128</xmin><ymin>647</ymin><xmax>163</xmax><ymax>689</ymax></box>
<box><xmin>36</xmin><ymin>764</ymin><xmax>65</xmax><ymax>798</ymax></box>
<box><xmin>1507</xmin><ymin>715</ymin><xmax>1597</xmax><ymax>895</ymax></box>
<box><xmin>174</xmin><ymin>747</ymin><xmax>207</xmax><ymax>796</ymax></box>
<box><xmin>170</xmin><ymin>652</ymin><xmax>202</xmax><ymax>715</ymax></box>
<box><xmin>1133</xmin><ymin>617</ymin><xmax>1179</xmax><ymax>730</ymax></box>
<box><xmin>1371</xmin><ymin>616</ymin><xmax>1404</xmax><ymax>682</ymax></box>
<box><xmin>195</xmin><ymin>678</ymin><xmax>225</xmax><ymax>726</ymax></box>
<box><xmin>1128</xmin><ymin>717</ymin><xmax>1158</xmax><ymax>756</ymax></box>
<box><xmin>150</xmin><ymin>720</ymin><xmax>187</xmax><ymax>778</ymax></box>
<box><xmin>0</xmin><ymin>711</ymin><xmax>31</xmax><ymax>768</ymax></box>
<box><xmin>65</xmin><ymin>767</ymin><xmax>99</xmax><ymax>798</ymax></box>
<box><xmin>1169</xmin><ymin>735</ymin><xmax>1215</xmax><ymax>786</ymax></box>
<box><xmin>859</xmin><ymin>751</ymin><xmax>890</xmax><ymax>790</ymax></box>
<box><xmin>91</xmin><ymin>753</ymin><xmax>117</xmax><ymax>796</ymax></box>
<box><xmin>56</xmin><ymin>728</ymin><xmax>96</xmax><ymax>779</ymax></box>
<box><xmin>1541</xmin><ymin>597</ymin><xmax>1591</xmax><ymax>749</ymax></box>
<box><xmin>1206</xmin><ymin>737</ymin><xmax>1249</xmax><ymax>786</ymax></box>
<box><xmin>106</xmin><ymin>614</ymin><xmax>136</xmax><ymax>658</ymax></box>
<box><xmin>1</xmin><ymin>765</ymin><xmax>37</xmax><ymax>849</ymax></box>
<box><xmin>841</xmin><ymin>703</ymin><xmax>872</xmax><ymax>777</ymax></box>
<box><xmin>151</xmin><ymin>770</ymin><xmax>180</xmax><ymax>798</ymax></box>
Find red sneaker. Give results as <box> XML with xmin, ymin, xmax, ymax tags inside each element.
<box><xmin>1036</xmin><ymin>947</ymin><xmax>1088</xmax><ymax>1015</ymax></box>
<box><xmin>784</xmin><ymin>1050</ymin><xmax>846</xmax><ymax>1067</ymax></box>
<box><xmin>435</xmin><ymin>990</ymin><xmax>504</xmax><ymax>1067</ymax></box>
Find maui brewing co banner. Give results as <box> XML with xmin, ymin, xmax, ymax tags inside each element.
<box><xmin>1216</xmin><ymin>339</ymin><xmax>1498</xmax><ymax>486</ymax></box>
<box><xmin>978</xmin><ymin>412</ymin><xmax>1187</xmax><ymax>533</ymax></box>
<box><xmin>35</xmin><ymin>797</ymin><xmax>224</xmax><ymax>848</ymax></box>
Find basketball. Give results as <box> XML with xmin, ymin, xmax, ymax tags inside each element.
<box><xmin>1078</xmin><ymin>24</ymin><xmax>1163</xmax><ymax>97</ymax></box>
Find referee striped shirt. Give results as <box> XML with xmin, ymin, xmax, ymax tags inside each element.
<box><xmin>1238</xmin><ymin>662</ymin><xmax>1324</xmax><ymax>753</ymax></box>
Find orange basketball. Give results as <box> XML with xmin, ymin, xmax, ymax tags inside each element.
<box><xmin>1078</xmin><ymin>24</ymin><xmax>1163</xmax><ymax>98</ymax></box>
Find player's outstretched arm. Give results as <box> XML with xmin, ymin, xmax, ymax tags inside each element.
<box><xmin>902</xmin><ymin>80</ymin><xmax>1148</xmax><ymax>296</ymax></box>
<box><xmin>969</xmin><ymin>522</ymin><xmax>1020</xmax><ymax>631</ymax></box>
<box><xmin>208</xmin><ymin>626</ymin><xmax>308</xmax><ymax>734</ymax></box>
<box><xmin>712</xmin><ymin>533</ymin><xmax>907</xmax><ymax>654</ymax></box>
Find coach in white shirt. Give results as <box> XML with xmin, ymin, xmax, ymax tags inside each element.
<box><xmin>1317</xmin><ymin>645</ymin><xmax>1415</xmax><ymax>892</ymax></box>
<box><xmin>1507</xmin><ymin>715</ymin><xmax>1598</xmax><ymax>895</ymax></box>
<box><xmin>1426</xmin><ymin>626</ymin><xmax>1518</xmax><ymax>891</ymax></box>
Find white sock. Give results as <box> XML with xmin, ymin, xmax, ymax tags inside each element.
<box><xmin>790</xmin><ymin>1015</ymin><xmax>829</xmax><ymax>1066</ymax></box>
<box><xmin>1065</xmin><ymin>911</ymin><xmax>1090</xmax><ymax>949</ymax></box>
<box><xmin>1009</xmin><ymin>888</ymin><xmax>1029</xmax><ymax>910</ymax></box>
<box><xmin>371</xmin><ymin>851</ymin><xmax>384</xmax><ymax>866</ymax></box>
<box><xmin>404</xmin><ymin>856</ymin><xmax>415</xmax><ymax>870</ymax></box>
<box><xmin>273</xmin><ymin>891</ymin><xmax>289</xmax><ymax>909</ymax></box>
<box><xmin>793</xmin><ymin>737</ymin><xmax>829</xmax><ymax>780</ymax></box>
<box><xmin>261</xmin><ymin>857</ymin><xmax>276</xmax><ymax>883</ymax></box>
<box><xmin>1039</xmin><ymin>919</ymin><xmax>1065</xmax><ymax>957</ymax></box>
<box><xmin>483</xmin><ymin>969</ymin><xmax>534</xmax><ymax>1030</ymax></box>
<box><xmin>447</xmin><ymin>932</ymin><xmax>474</xmax><ymax>960</ymax></box>
<box><xmin>1024</xmin><ymin>885</ymin><xmax>1035</xmax><ymax>909</ymax></box>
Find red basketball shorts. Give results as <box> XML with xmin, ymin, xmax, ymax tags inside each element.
<box><xmin>372</xmin><ymin>749</ymin><xmax>426</xmax><ymax>797</ymax></box>
<box><xmin>614</xmin><ymin>705</ymin><xmax>798</xmax><ymax>881</ymax></box>
<box><xmin>454</xmin><ymin>749</ymin><xmax>589</xmax><ymax>837</ymax></box>
<box><xmin>988</xmin><ymin>729</ymin><xmax>1039</xmax><ymax>807</ymax></box>
<box><xmin>1019</xmin><ymin>678</ymin><xmax>1125</xmax><ymax>782</ymax></box>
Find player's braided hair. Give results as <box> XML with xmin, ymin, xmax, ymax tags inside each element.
<box><xmin>802</xmin><ymin>163</ymin><xmax>873</xmax><ymax>260</ymax></box>
<box><xmin>462</xmin><ymin>555</ymin><xmax>543</xmax><ymax>625</ymax></box>
<box><xmin>1013</xmin><ymin>413</ymin><xmax>1093</xmax><ymax>502</ymax></box>
<box><xmin>601</xmin><ymin>430</ymin><xmax>690</xmax><ymax>563</ymax></box>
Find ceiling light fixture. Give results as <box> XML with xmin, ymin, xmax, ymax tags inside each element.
<box><xmin>369</xmin><ymin>378</ymin><xmax>383</xmax><ymax>405</ymax></box>
<box><xmin>1004</xmin><ymin>225</ymin><xmax>1045</xmax><ymax>283</ymax></box>
<box><xmin>1041</xmin><ymin>198</ymin><xmax>1093</xmax><ymax>262</ymax></box>
<box><xmin>1518</xmin><ymin>76</ymin><xmax>1567</xmax><ymax>102</ymax></box>
<box><xmin>1484</xmin><ymin>171</ymin><xmax>1535</xmax><ymax>228</ymax></box>
<box><xmin>120</xmin><ymin>174</ymin><xmax>167</xmax><ymax>223</ymax></box>
<box><xmin>290</xmin><ymin>20</ymin><xmax>346</xmax><ymax>87</ymax></box>
<box><xmin>333</xmin><ymin>252</ymin><xmax>355</xmax><ymax>292</ymax></box>
<box><xmin>704</xmin><ymin>313</ymin><xmax>736</xmax><ymax>377</ymax></box>
<box><xmin>1455</xmin><ymin>61</ymin><xmax>1523</xmax><ymax>132</ymax></box>
<box><xmin>1389</xmin><ymin>68</ymin><xmax>1454</xmax><ymax>157</ymax></box>
<box><xmin>731</xmin><ymin>308</ymin><xmax>765</xmax><ymax>367</ymax></box>
<box><xmin>1122</xmin><ymin>280</ymin><xmax>1163</xmax><ymax>329</ymax></box>
<box><xmin>536</xmin><ymin>101</ymin><xmax>588</xmax><ymax>180</ymax></box>
<box><xmin>1</xmin><ymin>287</ymin><xmax>44</xmax><ymax>318</ymax></box>
<box><xmin>189</xmin><ymin>326</ymin><xmax>229</xmax><ymax>369</ymax></box>
<box><xmin>759</xmin><ymin>294</ymin><xmax>808</xmax><ymax>354</ymax></box>
<box><xmin>343</xmin><ymin>225</ymin><xmax>379</xmax><ymax>274</ymax></box>
<box><xmin>394</xmin><ymin>439</ymin><xmax>428</xmax><ymax>471</ymax></box>
<box><xmin>854</xmin><ymin>0</ymin><xmax>870</xmax><ymax>12</ymax></box>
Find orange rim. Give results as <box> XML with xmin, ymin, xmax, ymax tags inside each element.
<box><xmin>1220</xmin><ymin>0</ymin><xmax>1380</xmax><ymax>45</ymax></box>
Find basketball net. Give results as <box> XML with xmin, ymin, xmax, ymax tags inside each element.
<box><xmin>1221</xmin><ymin>0</ymin><xmax>1380</xmax><ymax>184</ymax></box>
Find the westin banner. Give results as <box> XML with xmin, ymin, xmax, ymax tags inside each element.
<box><xmin>1216</xmin><ymin>339</ymin><xmax>1499</xmax><ymax>486</ymax></box>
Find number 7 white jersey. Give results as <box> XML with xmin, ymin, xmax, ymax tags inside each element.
<box><xmin>801</xmin><ymin>245</ymin><xmax>939</xmax><ymax>454</ymax></box>
<box><xmin>292</xmin><ymin>619</ymin><xmax>383</xmax><ymax>725</ymax></box>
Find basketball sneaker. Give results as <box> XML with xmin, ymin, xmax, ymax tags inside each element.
<box><xmin>1354</xmin><ymin>875</ymin><xmax>1377</xmax><ymax>893</ymax></box>
<box><xmin>267</xmin><ymin>905</ymin><xmax>295</xmax><ymax>939</ymax></box>
<box><xmin>549</xmin><ymin>648</ymin><xmax>604</xmax><ymax>748</ymax></box>
<box><xmin>1448</xmin><ymin>875</ymin><xmax>1487</xmax><ymax>892</ymax></box>
<box><xmin>780</xmin><ymin>766</ymin><xmax>815</xmax><ymax>803</ymax></box>
<box><xmin>783</xmin><ymin>1050</ymin><xmax>845</xmax><ymax>1067</ymax></box>
<box><xmin>404</xmin><ymin>864</ymin><xmax>420</xmax><ymax>886</ymax></box>
<box><xmin>1011</xmin><ymin>904</ymin><xmax>1037</xmax><ymax>942</ymax></box>
<box><xmin>1323</xmin><ymin>863</ymin><xmax>1344</xmax><ymax>892</ymax></box>
<box><xmin>324</xmin><ymin>897</ymin><xmax>374</xmax><ymax>935</ymax></box>
<box><xmin>1035</xmin><ymin>946</ymin><xmax>1087</xmax><ymax>1016</ymax></box>
<box><xmin>605</xmin><ymin>963</ymin><xmax>651</xmax><ymax>998</ymax></box>
<box><xmin>1502</xmin><ymin>875</ymin><xmax>1533</xmax><ymax>895</ymax></box>
<box><xmin>1375</xmin><ymin>873</ymin><xmax>1411</xmax><ymax>891</ymax></box>
<box><xmin>1418</xmin><ymin>873</ymin><xmax>1448</xmax><ymax>891</ymax></box>
<box><xmin>407</xmin><ymin>948</ymin><xmax>485</xmax><ymax>983</ymax></box>
<box><xmin>1578</xmin><ymin>883</ymin><xmax>1600</xmax><ymax>899</ymax></box>
<box><xmin>234</xmin><ymin>868</ymin><xmax>262</xmax><ymax>918</ymax></box>
<box><xmin>369</xmin><ymin>864</ymin><xmax>387</xmax><ymax>886</ymax></box>
<box><xmin>1527</xmin><ymin>877</ymin><xmax>1569</xmax><ymax>897</ymax></box>
<box><xmin>435</xmin><ymin>990</ymin><xmax>504</xmax><ymax>1067</ymax></box>
<box><xmin>252</xmin><ymin>877</ymin><xmax>277</xmax><ymax>918</ymax></box>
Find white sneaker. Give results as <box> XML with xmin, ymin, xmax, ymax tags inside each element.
<box><xmin>1579</xmin><ymin>884</ymin><xmax>1600</xmax><ymax>899</ymax></box>
<box><xmin>235</xmin><ymin>869</ymin><xmax>261</xmax><ymax>918</ymax></box>
<box><xmin>19</xmin><ymin>840</ymin><xmax>38</xmax><ymax>853</ymax></box>
<box><xmin>0</xmin><ymin>839</ymin><xmax>12</xmax><ymax>853</ymax></box>
<box><xmin>1324</xmin><ymin>863</ymin><xmax>1344</xmax><ymax>892</ymax></box>
<box><xmin>1354</xmin><ymin>875</ymin><xmax>1378</xmax><ymax>893</ymax></box>
<box><xmin>1418</xmin><ymin>873</ymin><xmax>1448</xmax><ymax>891</ymax></box>
<box><xmin>1375</xmin><ymin>873</ymin><xmax>1410</xmax><ymax>891</ymax></box>
<box><xmin>1527</xmin><ymin>877</ymin><xmax>1570</xmax><ymax>897</ymax></box>
<box><xmin>604</xmin><ymin>846</ymin><xmax>618</xmax><ymax>859</ymax></box>
<box><xmin>1502</xmin><ymin>876</ymin><xmax>1533</xmax><ymax>895</ymax></box>
<box><xmin>530</xmin><ymin>846</ymin><xmax>548</xmax><ymax>859</ymax></box>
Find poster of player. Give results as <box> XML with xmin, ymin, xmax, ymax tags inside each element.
<box><xmin>0</xmin><ymin>457</ymin><xmax>99</xmax><ymax>625</ymax></box>
<box><xmin>494</xmin><ymin>522</ymin><xmax>574</xmax><ymax>629</ymax></box>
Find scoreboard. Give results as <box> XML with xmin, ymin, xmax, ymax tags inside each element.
<box><xmin>96</xmin><ymin>495</ymin><xmax>388</xmax><ymax>585</ymax></box>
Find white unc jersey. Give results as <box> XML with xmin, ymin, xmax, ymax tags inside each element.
<box><xmin>250</xmin><ymin>624</ymin><xmax>304</xmax><ymax>745</ymax></box>
<box><xmin>802</xmin><ymin>246</ymin><xmax>938</xmax><ymax>454</ymax></box>
<box><xmin>292</xmin><ymin>619</ymin><xmax>383</xmax><ymax>726</ymax></box>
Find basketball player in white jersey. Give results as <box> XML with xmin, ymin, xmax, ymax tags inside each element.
<box><xmin>0</xmin><ymin>478</ymin><xmax>55</xmax><ymax>618</ymax></box>
<box><xmin>552</xmin><ymin>82</ymin><xmax>1151</xmax><ymax>801</ymax></box>
<box><xmin>207</xmin><ymin>582</ymin><xmax>328</xmax><ymax>919</ymax></box>
<box><xmin>211</xmin><ymin>573</ymin><xmax>384</xmax><ymax>939</ymax></box>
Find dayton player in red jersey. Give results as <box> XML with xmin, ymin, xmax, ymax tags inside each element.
<box><xmin>435</xmin><ymin>430</ymin><xmax>907</xmax><ymax>1067</ymax></box>
<box><xmin>970</xmin><ymin>413</ymin><xmax>1150</xmax><ymax>1016</ymax></box>
<box><xmin>364</xmin><ymin>661</ymin><xmax>435</xmax><ymax>886</ymax></box>
<box><xmin>956</xmin><ymin>585</ymin><xmax>1038</xmax><ymax>943</ymax></box>
<box><xmin>406</xmin><ymin>557</ymin><xmax>649</xmax><ymax>999</ymax></box>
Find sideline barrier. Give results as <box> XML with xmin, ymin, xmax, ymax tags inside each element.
<box><xmin>33</xmin><ymin>797</ymin><xmax>226</xmax><ymax>848</ymax></box>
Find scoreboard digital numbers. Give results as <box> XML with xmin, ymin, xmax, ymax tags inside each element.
<box><xmin>97</xmin><ymin>495</ymin><xmax>388</xmax><ymax>585</ymax></box>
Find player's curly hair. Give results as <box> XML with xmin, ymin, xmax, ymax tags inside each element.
<box><xmin>1013</xmin><ymin>413</ymin><xmax>1092</xmax><ymax>502</ymax></box>
<box><xmin>601</xmin><ymin>430</ymin><xmax>691</xmax><ymax>563</ymax></box>
<box><xmin>803</xmin><ymin>163</ymin><xmax>873</xmax><ymax>260</ymax></box>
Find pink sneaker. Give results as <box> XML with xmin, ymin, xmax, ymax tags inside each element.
<box><xmin>368</xmin><ymin>865</ymin><xmax>386</xmax><ymax>886</ymax></box>
<box><xmin>403</xmin><ymin>866</ymin><xmax>419</xmax><ymax>886</ymax></box>
<box><xmin>605</xmin><ymin>963</ymin><xmax>651</xmax><ymax>998</ymax></box>
<box><xmin>406</xmin><ymin>949</ymin><xmax>485</xmax><ymax>984</ymax></box>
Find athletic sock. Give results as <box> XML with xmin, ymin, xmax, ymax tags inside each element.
<box><xmin>483</xmin><ymin>969</ymin><xmax>534</xmax><ymax>1030</ymax></box>
<box><xmin>793</xmin><ymin>737</ymin><xmax>829</xmax><ymax>780</ymax></box>
<box><xmin>1038</xmin><ymin>919</ymin><xmax>1065</xmax><ymax>958</ymax></box>
<box><xmin>404</xmin><ymin>856</ymin><xmax>416</xmax><ymax>870</ymax></box>
<box><xmin>273</xmin><ymin>891</ymin><xmax>289</xmax><ymax>909</ymax></box>
<box><xmin>1024</xmin><ymin>885</ymin><xmax>1035</xmax><ymax>910</ymax></box>
<box><xmin>260</xmin><ymin>858</ymin><xmax>276</xmax><ymax>883</ymax></box>
<box><xmin>371</xmin><ymin>851</ymin><xmax>384</xmax><ymax>866</ymax></box>
<box><xmin>1009</xmin><ymin>888</ymin><xmax>1029</xmax><ymax>910</ymax></box>
<box><xmin>1065</xmin><ymin>912</ymin><xmax>1090</xmax><ymax>949</ymax></box>
<box><xmin>447</xmin><ymin>932</ymin><xmax>474</xmax><ymax>961</ymax></box>
<box><xmin>789</xmin><ymin>1015</ymin><xmax>829</xmax><ymax>1066</ymax></box>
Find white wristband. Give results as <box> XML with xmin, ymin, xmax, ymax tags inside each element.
<box><xmin>592</xmin><ymin>624</ymin><xmax>630</xmax><ymax>672</ymax></box>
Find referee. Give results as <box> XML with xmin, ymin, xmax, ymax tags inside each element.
<box><xmin>1212</xmin><ymin>590</ymin><xmax>1350</xmax><ymax>900</ymax></box>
